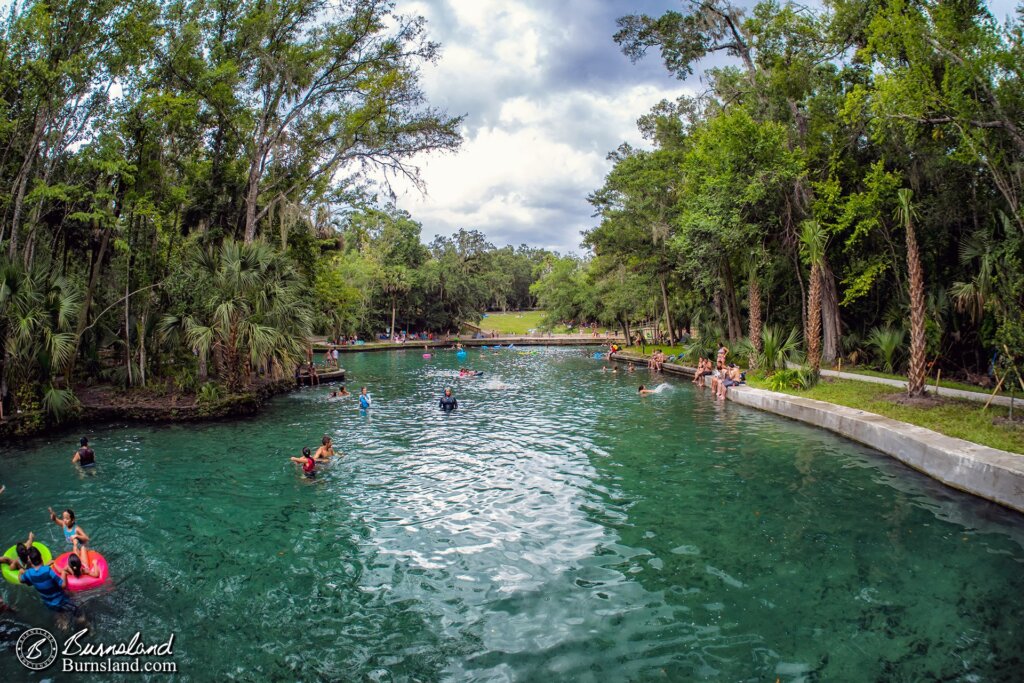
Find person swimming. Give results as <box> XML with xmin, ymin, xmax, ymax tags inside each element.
<box><xmin>359</xmin><ymin>386</ymin><xmax>372</xmax><ymax>409</ymax></box>
<box><xmin>62</xmin><ymin>552</ymin><xmax>100</xmax><ymax>581</ymax></box>
<box><xmin>49</xmin><ymin>507</ymin><xmax>89</xmax><ymax>552</ymax></box>
<box><xmin>290</xmin><ymin>447</ymin><xmax>317</xmax><ymax>479</ymax></box>
<box><xmin>0</xmin><ymin>532</ymin><xmax>36</xmax><ymax>572</ymax></box>
<box><xmin>439</xmin><ymin>387</ymin><xmax>458</xmax><ymax>411</ymax></box>
<box><xmin>314</xmin><ymin>435</ymin><xmax>337</xmax><ymax>461</ymax></box>
<box><xmin>71</xmin><ymin>437</ymin><xmax>95</xmax><ymax>468</ymax></box>
<box><xmin>338</xmin><ymin>385</ymin><xmax>350</xmax><ymax>397</ymax></box>
<box><xmin>638</xmin><ymin>385</ymin><xmax>656</xmax><ymax>396</ymax></box>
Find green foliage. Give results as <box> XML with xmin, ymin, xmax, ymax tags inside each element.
<box><xmin>758</xmin><ymin>326</ymin><xmax>802</xmax><ymax>372</ymax></box>
<box><xmin>197</xmin><ymin>382</ymin><xmax>221</xmax><ymax>405</ymax></box>
<box><xmin>868</xmin><ymin>326</ymin><xmax>906</xmax><ymax>373</ymax></box>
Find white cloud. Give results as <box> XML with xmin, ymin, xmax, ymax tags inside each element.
<box><xmin>376</xmin><ymin>0</ymin><xmax>689</xmax><ymax>253</ymax></box>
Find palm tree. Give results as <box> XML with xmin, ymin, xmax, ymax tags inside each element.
<box><xmin>381</xmin><ymin>265</ymin><xmax>411</xmax><ymax>339</ymax></box>
<box><xmin>160</xmin><ymin>240</ymin><xmax>313</xmax><ymax>393</ymax></box>
<box><xmin>748</xmin><ymin>262</ymin><xmax>763</xmax><ymax>368</ymax></box>
<box><xmin>868</xmin><ymin>326</ymin><xmax>906</xmax><ymax>374</ymax></box>
<box><xmin>895</xmin><ymin>189</ymin><xmax>927</xmax><ymax>397</ymax></box>
<box><xmin>0</xmin><ymin>260</ymin><xmax>82</xmax><ymax>420</ymax></box>
<box><xmin>800</xmin><ymin>220</ymin><xmax>826</xmax><ymax>373</ymax></box>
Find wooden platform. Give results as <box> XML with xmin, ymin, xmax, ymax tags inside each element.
<box><xmin>296</xmin><ymin>368</ymin><xmax>346</xmax><ymax>385</ymax></box>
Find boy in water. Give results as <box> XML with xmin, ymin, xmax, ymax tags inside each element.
<box><xmin>19</xmin><ymin>546</ymin><xmax>84</xmax><ymax>629</ymax></box>
<box><xmin>71</xmin><ymin>437</ymin><xmax>95</xmax><ymax>468</ymax></box>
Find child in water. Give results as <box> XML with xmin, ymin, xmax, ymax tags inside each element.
<box><xmin>359</xmin><ymin>386</ymin><xmax>372</xmax><ymax>409</ymax></box>
<box><xmin>0</xmin><ymin>531</ymin><xmax>36</xmax><ymax>572</ymax></box>
<box><xmin>290</xmin><ymin>447</ymin><xmax>317</xmax><ymax>479</ymax></box>
<box><xmin>60</xmin><ymin>552</ymin><xmax>101</xmax><ymax>582</ymax></box>
<box><xmin>638</xmin><ymin>385</ymin><xmax>656</xmax><ymax>396</ymax></box>
<box><xmin>48</xmin><ymin>507</ymin><xmax>91</xmax><ymax>567</ymax></box>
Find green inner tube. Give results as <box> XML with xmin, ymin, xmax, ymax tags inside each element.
<box><xmin>2</xmin><ymin>542</ymin><xmax>52</xmax><ymax>584</ymax></box>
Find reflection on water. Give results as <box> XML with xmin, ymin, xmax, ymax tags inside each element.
<box><xmin>1</xmin><ymin>347</ymin><xmax>1023</xmax><ymax>681</ymax></box>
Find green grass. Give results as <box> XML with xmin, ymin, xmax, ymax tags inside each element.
<box><xmin>747</xmin><ymin>374</ymin><xmax>1024</xmax><ymax>455</ymax></box>
<box><xmin>623</xmin><ymin>345</ymin><xmax>691</xmax><ymax>359</ymax></box>
<box><xmin>479</xmin><ymin>311</ymin><xmax>611</xmax><ymax>335</ymax></box>
<box><xmin>835</xmin><ymin>366</ymin><xmax>1013</xmax><ymax>396</ymax></box>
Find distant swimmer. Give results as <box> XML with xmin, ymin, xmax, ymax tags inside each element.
<box><xmin>359</xmin><ymin>386</ymin><xmax>372</xmax><ymax>409</ymax></box>
<box><xmin>71</xmin><ymin>437</ymin><xmax>95</xmax><ymax>468</ymax></box>
<box><xmin>638</xmin><ymin>385</ymin><xmax>656</xmax><ymax>396</ymax></box>
<box><xmin>439</xmin><ymin>387</ymin><xmax>458</xmax><ymax>411</ymax></box>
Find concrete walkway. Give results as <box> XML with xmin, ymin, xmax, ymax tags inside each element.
<box><xmin>818</xmin><ymin>368</ymin><xmax>1017</xmax><ymax>408</ymax></box>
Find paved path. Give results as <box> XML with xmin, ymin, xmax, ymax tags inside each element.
<box><xmin>818</xmin><ymin>369</ymin><xmax>1017</xmax><ymax>408</ymax></box>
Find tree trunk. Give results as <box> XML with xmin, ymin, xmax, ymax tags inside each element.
<box><xmin>125</xmin><ymin>268</ymin><xmax>132</xmax><ymax>387</ymax></box>
<box><xmin>906</xmin><ymin>220</ymin><xmax>927</xmax><ymax>396</ymax></box>
<box><xmin>658</xmin><ymin>273</ymin><xmax>675</xmax><ymax>344</ymax></box>
<box><xmin>721</xmin><ymin>260</ymin><xmax>743</xmax><ymax>341</ymax></box>
<box><xmin>243</xmin><ymin>159</ymin><xmax>261</xmax><ymax>244</ymax></box>
<box><xmin>66</xmin><ymin>221</ymin><xmax>113</xmax><ymax>381</ymax></box>
<box><xmin>390</xmin><ymin>300</ymin><xmax>397</xmax><ymax>339</ymax></box>
<box><xmin>807</xmin><ymin>263</ymin><xmax>822</xmax><ymax>372</ymax></box>
<box><xmin>748</xmin><ymin>276</ymin><xmax>762</xmax><ymax>367</ymax></box>
<box><xmin>821</xmin><ymin>260</ymin><xmax>842</xmax><ymax>365</ymax></box>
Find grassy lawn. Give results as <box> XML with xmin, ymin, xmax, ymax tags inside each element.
<box><xmin>479</xmin><ymin>311</ymin><xmax>611</xmax><ymax>335</ymax></box>
<box><xmin>836</xmin><ymin>366</ymin><xmax>1013</xmax><ymax>396</ymax></box>
<box><xmin>747</xmin><ymin>374</ymin><xmax>1024</xmax><ymax>455</ymax></box>
<box><xmin>623</xmin><ymin>345</ymin><xmax>691</xmax><ymax>359</ymax></box>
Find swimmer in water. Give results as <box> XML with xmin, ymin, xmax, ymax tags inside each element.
<box><xmin>628</xmin><ymin>364</ymin><xmax>635</xmax><ymax>373</ymax></box>
<box><xmin>338</xmin><ymin>385</ymin><xmax>350</xmax><ymax>397</ymax></box>
<box><xmin>71</xmin><ymin>437</ymin><xmax>95</xmax><ymax>468</ymax></box>
<box><xmin>359</xmin><ymin>386</ymin><xmax>372</xmax><ymax>409</ymax></box>
<box><xmin>439</xmin><ymin>387</ymin><xmax>458</xmax><ymax>411</ymax></box>
<box><xmin>60</xmin><ymin>552</ymin><xmax>100</xmax><ymax>582</ymax></box>
<box><xmin>0</xmin><ymin>531</ymin><xmax>36</xmax><ymax>572</ymax></box>
<box><xmin>48</xmin><ymin>508</ymin><xmax>91</xmax><ymax>567</ymax></box>
<box><xmin>290</xmin><ymin>447</ymin><xmax>317</xmax><ymax>479</ymax></box>
<box><xmin>314</xmin><ymin>435</ymin><xmax>337</xmax><ymax>461</ymax></box>
<box><xmin>638</xmin><ymin>385</ymin><xmax>656</xmax><ymax>396</ymax></box>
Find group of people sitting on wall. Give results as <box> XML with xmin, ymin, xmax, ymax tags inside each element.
<box><xmin>691</xmin><ymin>342</ymin><xmax>745</xmax><ymax>400</ymax></box>
<box><xmin>647</xmin><ymin>350</ymin><xmax>668</xmax><ymax>372</ymax></box>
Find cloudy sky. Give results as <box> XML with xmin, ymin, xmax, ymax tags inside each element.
<box><xmin>381</xmin><ymin>0</ymin><xmax>1020</xmax><ymax>255</ymax></box>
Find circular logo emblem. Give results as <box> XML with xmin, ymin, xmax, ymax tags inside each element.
<box><xmin>16</xmin><ymin>628</ymin><xmax>58</xmax><ymax>671</ymax></box>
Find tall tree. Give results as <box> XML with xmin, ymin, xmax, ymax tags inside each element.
<box><xmin>895</xmin><ymin>189</ymin><xmax>928</xmax><ymax>396</ymax></box>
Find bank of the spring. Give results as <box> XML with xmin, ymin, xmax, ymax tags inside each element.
<box><xmin>610</xmin><ymin>351</ymin><xmax>1024</xmax><ymax>516</ymax></box>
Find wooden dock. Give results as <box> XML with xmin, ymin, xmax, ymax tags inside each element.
<box><xmin>296</xmin><ymin>368</ymin><xmax>346</xmax><ymax>385</ymax></box>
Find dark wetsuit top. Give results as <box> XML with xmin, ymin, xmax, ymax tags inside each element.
<box><xmin>76</xmin><ymin>447</ymin><xmax>95</xmax><ymax>467</ymax></box>
<box><xmin>439</xmin><ymin>395</ymin><xmax>458</xmax><ymax>411</ymax></box>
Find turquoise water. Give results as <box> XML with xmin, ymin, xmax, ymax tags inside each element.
<box><xmin>1</xmin><ymin>347</ymin><xmax>1023</xmax><ymax>681</ymax></box>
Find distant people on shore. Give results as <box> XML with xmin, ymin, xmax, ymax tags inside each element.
<box><xmin>693</xmin><ymin>358</ymin><xmax>712</xmax><ymax>388</ymax></box>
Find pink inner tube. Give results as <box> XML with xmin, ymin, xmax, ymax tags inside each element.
<box><xmin>423</xmin><ymin>353</ymin><xmax>431</xmax><ymax>358</ymax></box>
<box><xmin>53</xmin><ymin>551</ymin><xmax>109</xmax><ymax>591</ymax></box>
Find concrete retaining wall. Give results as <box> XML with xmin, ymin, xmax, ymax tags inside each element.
<box><xmin>608</xmin><ymin>351</ymin><xmax>1024</xmax><ymax>514</ymax></box>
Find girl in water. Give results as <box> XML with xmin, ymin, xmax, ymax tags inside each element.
<box><xmin>290</xmin><ymin>447</ymin><xmax>317</xmax><ymax>479</ymax></box>
<box><xmin>48</xmin><ymin>507</ymin><xmax>92</xmax><ymax>567</ymax></box>
<box><xmin>359</xmin><ymin>387</ymin><xmax>372</xmax><ymax>409</ymax></box>
<box><xmin>0</xmin><ymin>532</ymin><xmax>36</xmax><ymax>572</ymax></box>
<box><xmin>638</xmin><ymin>385</ymin><xmax>656</xmax><ymax>396</ymax></box>
<box><xmin>60</xmin><ymin>552</ymin><xmax>101</xmax><ymax>582</ymax></box>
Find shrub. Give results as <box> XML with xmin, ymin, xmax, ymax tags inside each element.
<box><xmin>868</xmin><ymin>326</ymin><xmax>905</xmax><ymax>373</ymax></box>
